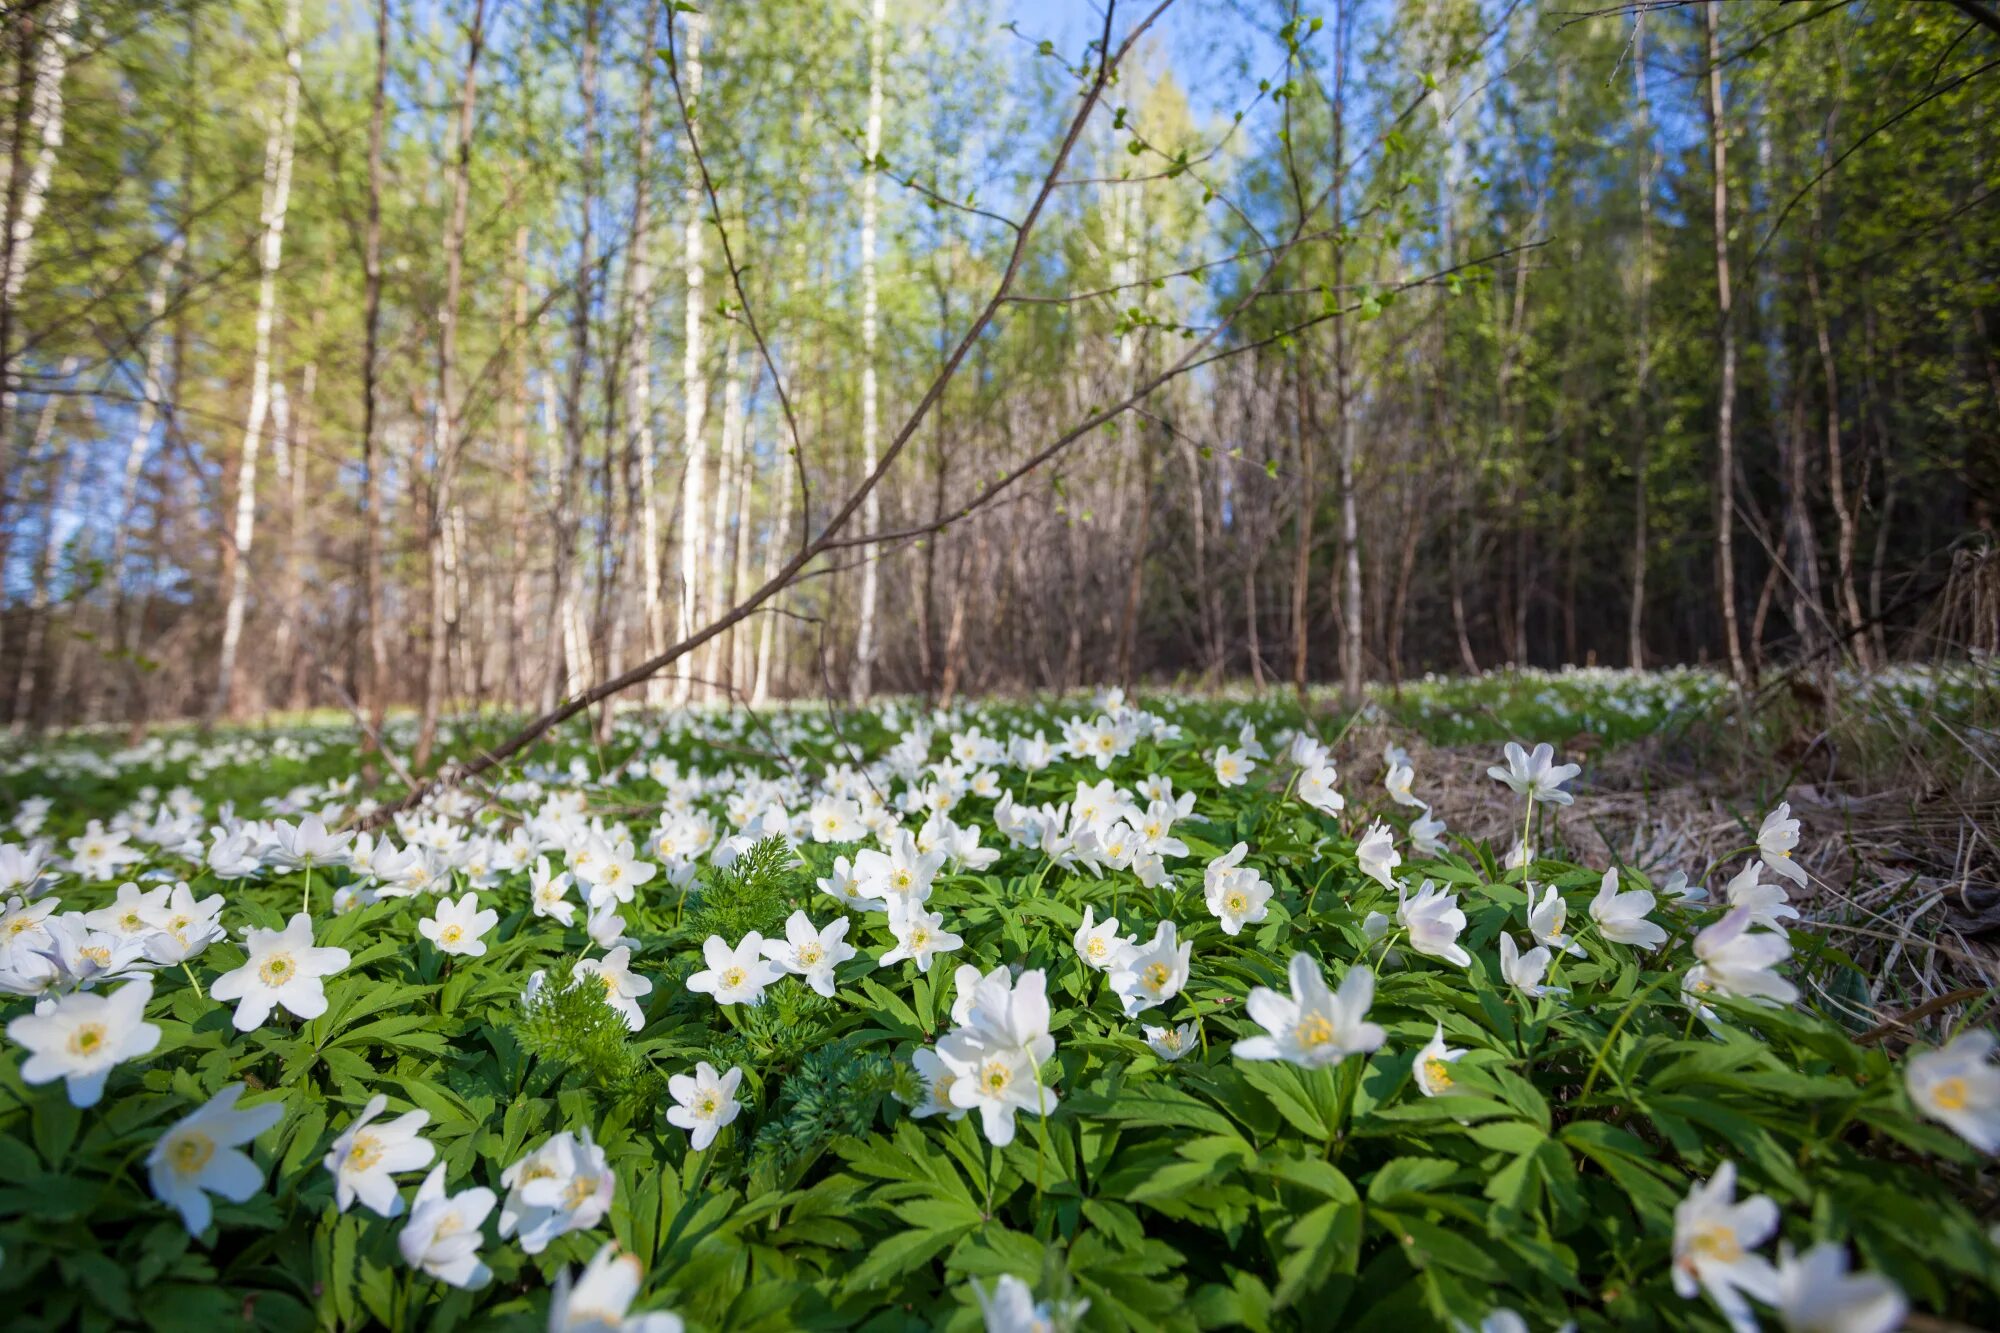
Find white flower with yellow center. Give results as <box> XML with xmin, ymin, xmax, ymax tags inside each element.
<box><xmin>1143</xmin><ymin>1021</ymin><xmax>1198</xmax><ymax>1062</ymax></box>
<box><xmin>1204</xmin><ymin>842</ymin><xmax>1274</xmax><ymax>938</ymax></box>
<box><xmin>666</xmin><ymin>1061</ymin><xmax>743</xmax><ymax>1151</ymax></box>
<box><xmin>759</xmin><ymin>911</ymin><xmax>855</xmax><ymax>998</ymax></box>
<box><xmin>1757</xmin><ymin>802</ymin><xmax>1808</xmax><ymax>888</ymax></box>
<box><xmin>147</xmin><ymin>1083</ymin><xmax>282</xmax><ymax>1235</ymax></box>
<box><xmin>1235</xmin><ymin>953</ymin><xmax>1385</xmax><ymax>1069</ymax></box>
<box><xmin>418</xmin><ymin>892</ymin><xmax>499</xmax><ymax>958</ymax></box>
<box><xmin>1527</xmin><ymin>883</ymin><xmax>1587</xmax><ymax>959</ymax></box>
<box><xmin>549</xmin><ymin>1243</ymin><xmax>686</xmax><ymax>1332</ymax></box>
<box><xmin>1072</xmin><ymin>906</ymin><xmax>1134</xmax><ymax>974</ymax></box>
<box><xmin>878</xmin><ymin>903</ymin><xmax>963</xmax><ymax>975</ymax></box>
<box><xmin>498</xmin><ymin>1127</ymin><xmax>615</xmax><ymax>1255</ymax></box>
<box><xmin>1212</xmin><ymin>745</ymin><xmax>1255</xmax><ymax>789</ymax></box>
<box><xmin>323</xmin><ymin>1092</ymin><xmax>435</xmax><ymax>1217</ymax></box>
<box><xmin>6</xmin><ymin>974</ymin><xmax>160</xmax><ymax>1106</ymax></box>
<box><xmin>1907</xmin><ymin>1029</ymin><xmax>2000</xmax><ymax>1154</ymax></box>
<box><xmin>1356</xmin><ymin>821</ymin><xmax>1401</xmax><ymax>891</ymax></box>
<box><xmin>686</xmin><ymin>932</ymin><xmax>783</xmax><ymax>1006</ymax></box>
<box><xmin>398</xmin><ymin>1164</ymin><xmax>496</xmax><ymax>1288</ymax></box>
<box><xmin>1671</xmin><ymin>1161</ymin><xmax>1779</xmax><ymax>1332</ymax></box>
<box><xmin>1108</xmin><ymin>920</ymin><xmax>1191</xmax><ymax>1018</ymax></box>
<box><xmin>570</xmin><ymin>946</ymin><xmax>653</xmax><ymax>1031</ymax></box>
<box><xmin>909</xmin><ymin>1047</ymin><xmax>967</xmax><ymax>1121</ymax></box>
<box><xmin>1412</xmin><ymin>1022</ymin><xmax>1466</xmax><ymax>1096</ymax></box>
<box><xmin>209</xmin><ymin>913</ymin><xmax>351</xmax><ymax>1032</ymax></box>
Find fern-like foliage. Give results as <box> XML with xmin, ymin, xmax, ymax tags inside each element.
<box><xmin>683</xmin><ymin>835</ymin><xmax>805</xmax><ymax>940</ymax></box>
<box><xmin>749</xmin><ymin>1038</ymin><xmax>916</xmax><ymax>1187</ymax></box>
<box><xmin>511</xmin><ymin>975</ymin><xmax>665</xmax><ymax>1104</ymax></box>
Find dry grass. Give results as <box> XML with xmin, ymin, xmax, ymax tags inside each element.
<box><xmin>1345</xmin><ymin>666</ymin><xmax>2000</xmax><ymax>1044</ymax></box>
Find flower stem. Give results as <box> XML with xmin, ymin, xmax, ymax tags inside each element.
<box><xmin>181</xmin><ymin>962</ymin><xmax>205</xmax><ymax>1000</ymax></box>
<box><xmin>300</xmin><ymin>862</ymin><xmax>313</xmax><ymax>918</ymax></box>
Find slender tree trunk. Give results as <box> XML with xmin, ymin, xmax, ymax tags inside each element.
<box><xmin>506</xmin><ymin>223</ymin><xmax>531</xmax><ymax>708</ymax></box>
<box><xmin>10</xmin><ymin>364</ymin><xmax>72</xmax><ymax>730</ymax></box>
<box><xmin>1806</xmin><ymin>253</ymin><xmax>1866</xmax><ymax>666</ymax></box>
<box><xmin>359</xmin><ymin>0</ymin><xmax>392</xmax><ymax>750</ymax></box>
<box><xmin>1289</xmin><ymin>352</ymin><xmax>1316</xmax><ymax>693</ymax></box>
<box><xmin>752</xmin><ymin>447</ymin><xmax>793</xmax><ymax>705</ymax></box>
<box><xmin>626</xmin><ymin>4</ymin><xmax>664</xmax><ymax>710</ymax></box>
<box><xmin>1628</xmin><ymin>15</ymin><xmax>1653</xmax><ymax>669</ymax></box>
<box><xmin>673</xmin><ymin>10</ymin><xmax>706</xmax><ymax>706</ymax></box>
<box><xmin>112</xmin><ymin>238</ymin><xmax>182</xmax><ymax>719</ymax></box>
<box><xmin>211</xmin><ymin>0</ymin><xmax>302</xmax><ymax>723</ymax></box>
<box><xmin>707</xmin><ymin>324</ymin><xmax>744</xmax><ymax>691</ymax></box>
<box><xmin>551</xmin><ymin>5</ymin><xmax>599</xmax><ymax>711</ymax></box>
<box><xmin>1705</xmin><ymin>1</ymin><xmax>1748</xmax><ymax>687</ymax></box>
<box><xmin>1330</xmin><ymin>1</ymin><xmax>1362</xmax><ymax>703</ymax></box>
<box><xmin>0</xmin><ymin>0</ymin><xmax>76</xmax><ymax>506</ymax></box>
<box><xmin>414</xmin><ymin>0</ymin><xmax>489</xmax><ymax>769</ymax></box>
<box><xmin>850</xmin><ymin>0</ymin><xmax>888</xmax><ymax>700</ymax></box>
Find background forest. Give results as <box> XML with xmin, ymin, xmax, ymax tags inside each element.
<box><xmin>0</xmin><ymin>0</ymin><xmax>1995</xmax><ymax>743</ymax></box>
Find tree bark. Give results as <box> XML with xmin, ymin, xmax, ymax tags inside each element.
<box><xmin>673</xmin><ymin>9</ymin><xmax>707</xmax><ymax>706</ymax></box>
<box><xmin>850</xmin><ymin>0</ymin><xmax>888</xmax><ymax>700</ymax></box>
<box><xmin>415</xmin><ymin>0</ymin><xmax>489</xmax><ymax>769</ymax></box>
<box><xmin>1705</xmin><ymin>1</ymin><xmax>1748</xmax><ymax>688</ymax></box>
<box><xmin>211</xmin><ymin>0</ymin><xmax>302</xmax><ymax>723</ymax></box>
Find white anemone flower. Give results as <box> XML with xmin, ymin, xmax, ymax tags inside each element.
<box><xmin>686</xmin><ymin>933</ymin><xmax>783</xmax><ymax>1006</ymax></box>
<box><xmin>759</xmin><ymin>911</ymin><xmax>856</xmax><ymax>998</ymax></box>
<box><xmin>418</xmin><ymin>892</ymin><xmax>498</xmax><ymax>958</ymax></box>
<box><xmin>147</xmin><ymin>1083</ymin><xmax>283</xmax><ymax>1235</ymax></box>
<box><xmin>1670</xmin><ymin>1161</ymin><xmax>1779</xmax><ymax>1333</ymax></box>
<box><xmin>1771</xmin><ymin>1242</ymin><xmax>1906</xmax><ymax>1333</ymax></box>
<box><xmin>324</xmin><ymin>1093</ymin><xmax>435</xmax><ymax>1217</ymax></box>
<box><xmin>1356</xmin><ymin>821</ymin><xmax>1400</xmax><ymax>890</ymax></box>
<box><xmin>666</xmin><ymin>1061</ymin><xmax>743</xmax><ymax>1151</ymax></box>
<box><xmin>1108</xmin><ymin>920</ymin><xmax>1191</xmax><ymax>1018</ymax></box>
<box><xmin>1234</xmin><ymin>954</ymin><xmax>1385</xmax><ymax>1068</ymax></box>
<box><xmin>1072</xmin><ymin>906</ymin><xmax>1134</xmax><ymax>974</ymax></box>
<box><xmin>7</xmin><ymin>975</ymin><xmax>160</xmax><ymax>1106</ymax></box>
<box><xmin>1906</xmin><ymin>1029</ymin><xmax>2000</xmax><ymax>1153</ymax></box>
<box><xmin>1486</xmin><ymin>741</ymin><xmax>1580</xmax><ymax>806</ymax></box>
<box><xmin>548</xmin><ymin>1243</ymin><xmax>686</xmax><ymax>1332</ymax></box>
<box><xmin>1412</xmin><ymin>1023</ymin><xmax>1466</xmax><ymax>1096</ymax></box>
<box><xmin>1757</xmin><ymin>802</ymin><xmax>1807</xmax><ymax>888</ymax></box>
<box><xmin>572</xmin><ymin>946</ymin><xmax>653</xmax><ymax>1031</ymax></box>
<box><xmin>1497</xmin><ymin>933</ymin><xmax>1566</xmax><ymax>1000</ymax></box>
<box><xmin>398</xmin><ymin>1164</ymin><xmax>496</xmax><ymax>1289</ymax></box>
<box><xmin>498</xmin><ymin>1128</ymin><xmax>615</xmax><ymax>1254</ymax></box>
<box><xmin>209</xmin><ymin>913</ymin><xmax>350</xmax><ymax>1031</ymax></box>
<box><xmin>1397</xmin><ymin>880</ymin><xmax>1471</xmax><ymax>967</ymax></box>
<box><xmin>1589</xmin><ymin>868</ymin><xmax>1668</xmax><ymax>950</ymax></box>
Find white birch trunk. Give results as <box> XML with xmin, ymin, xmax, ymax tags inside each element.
<box><xmin>10</xmin><ymin>363</ymin><xmax>73</xmax><ymax>730</ymax></box>
<box><xmin>212</xmin><ymin>0</ymin><xmax>302</xmax><ymax>721</ymax></box>
<box><xmin>0</xmin><ymin>0</ymin><xmax>79</xmax><ymax>483</ymax></box>
<box><xmin>706</xmin><ymin>324</ymin><xmax>743</xmax><ymax>691</ymax></box>
<box><xmin>673</xmin><ymin>11</ymin><xmax>706</xmax><ymax>706</ymax></box>
<box><xmin>1</xmin><ymin>0</ymin><xmax>76</xmax><ymax>315</ymax></box>
<box><xmin>849</xmin><ymin>0</ymin><xmax>886</xmax><ymax>700</ymax></box>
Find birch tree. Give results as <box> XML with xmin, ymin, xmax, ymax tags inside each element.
<box><xmin>850</xmin><ymin>0</ymin><xmax>887</xmax><ymax>700</ymax></box>
<box><xmin>211</xmin><ymin>0</ymin><xmax>303</xmax><ymax>722</ymax></box>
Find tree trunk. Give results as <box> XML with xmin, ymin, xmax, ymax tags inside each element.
<box><xmin>211</xmin><ymin>0</ymin><xmax>302</xmax><ymax>723</ymax></box>
<box><xmin>0</xmin><ymin>0</ymin><xmax>77</xmax><ymax>506</ymax></box>
<box><xmin>10</xmin><ymin>362</ymin><xmax>73</xmax><ymax>730</ymax></box>
<box><xmin>673</xmin><ymin>9</ymin><xmax>707</xmax><ymax>706</ymax></box>
<box><xmin>111</xmin><ymin>237</ymin><xmax>182</xmax><ymax>720</ymax></box>
<box><xmin>550</xmin><ymin>5</ymin><xmax>599</xmax><ymax>712</ymax></box>
<box><xmin>1705</xmin><ymin>1</ymin><xmax>1748</xmax><ymax>688</ymax></box>
<box><xmin>359</xmin><ymin>0</ymin><xmax>392</xmax><ymax>751</ymax></box>
<box><xmin>850</xmin><ymin>0</ymin><xmax>887</xmax><ymax>701</ymax></box>
<box><xmin>1628</xmin><ymin>14</ymin><xmax>1653</xmax><ymax>669</ymax></box>
<box><xmin>415</xmin><ymin>0</ymin><xmax>489</xmax><ymax>770</ymax></box>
